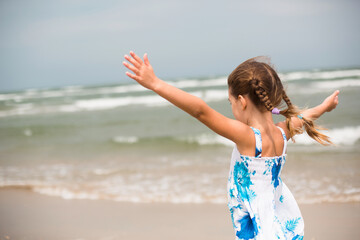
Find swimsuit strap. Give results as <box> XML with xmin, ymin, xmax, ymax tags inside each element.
<box><xmin>250</xmin><ymin>127</ymin><xmax>262</xmax><ymax>158</ymax></box>
<box><xmin>276</xmin><ymin>126</ymin><xmax>288</xmax><ymax>155</ymax></box>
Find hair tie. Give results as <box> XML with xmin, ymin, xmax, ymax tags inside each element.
<box><xmin>297</xmin><ymin>114</ymin><xmax>303</xmax><ymax>119</ymax></box>
<box><xmin>271</xmin><ymin>107</ymin><xmax>280</xmax><ymax>115</ymax></box>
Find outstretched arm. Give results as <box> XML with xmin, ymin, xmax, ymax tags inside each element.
<box><xmin>277</xmin><ymin>90</ymin><xmax>339</xmax><ymax>136</ymax></box>
<box><xmin>307</xmin><ymin>90</ymin><xmax>339</xmax><ymax>117</ymax></box>
<box><xmin>122</xmin><ymin>51</ymin><xmax>249</xmax><ymax>144</ymax></box>
<box><xmin>123</xmin><ymin>52</ymin><xmax>207</xmax><ymax>119</ymax></box>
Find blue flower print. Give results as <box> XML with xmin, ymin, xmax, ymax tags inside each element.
<box><xmin>236</xmin><ymin>214</ymin><xmax>258</xmax><ymax>239</ymax></box>
<box><xmin>229</xmin><ymin>187</ymin><xmax>235</xmax><ymax>198</ymax></box>
<box><xmin>250</xmin><ymin>127</ymin><xmax>262</xmax><ymax>157</ymax></box>
<box><xmin>229</xmin><ymin>208</ymin><xmax>237</xmax><ymax>229</ymax></box>
<box><xmin>234</xmin><ymin>161</ymin><xmax>252</xmax><ymax>189</ymax></box>
<box><xmin>279</xmin><ymin>195</ymin><xmax>284</xmax><ymax>203</ymax></box>
<box><xmin>292</xmin><ymin>234</ymin><xmax>303</xmax><ymax>240</ymax></box>
<box><xmin>271</xmin><ymin>159</ymin><xmax>281</xmax><ymax>188</ymax></box>
<box><xmin>233</xmin><ymin>161</ymin><xmax>256</xmax><ymax>201</ymax></box>
<box><xmin>247</xmin><ymin>189</ymin><xmax>257</xmax><ymax>202</ymax></box>
<box><xmin>286</xmin><ymin>217</ymin><xmax>300</xmax><ymax>232</ymax></box>
<box><xmin>263</xmin><ymin>158</ymin><xmax>273</xmax><ymax>175</ymax></box>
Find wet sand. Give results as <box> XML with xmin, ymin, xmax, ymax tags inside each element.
<box><xmin>0</xmin><ymin>188</ymin><xmax>359</xmax><ymax>240</ymax></box>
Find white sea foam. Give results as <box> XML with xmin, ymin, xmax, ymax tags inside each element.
<box><xmin>0</xmin><ymin>77</ymin><xmax>226</xmax><ymax>102</ymax></box>
<box><xmin>33</xmin><ymin>186</ymin><xmax>101</xmax><ymax>200</ymax></box>
<box><xmin>181</xmin><ymin>126</ymin><xmax>360</xmax><ymax>147</ymax></box>
<box><xmin>292</xmin><ymin>125</ymin><xmax>360</xmax><ymax>145</ymax></box>
<box><xmin>93</xmin><ymin>168</ymin><xmax>118</xmax><ymax>176</ymax></box>
<box><xmin>0</xmin><ymin>84</ymin><xmax>146</xmax><ymax>102</ymax></box>
<box><xmin>1</xmin><ymin>164</ymin><xmax>359</xmax><ymax>204</ymax></box>
<box><xmin>1</xmin><ymin>68</ymin><xmax>359</xmax><ymax>102</ymax></box>
<box><xmin>169</xmin><ymin>77</ymin><xmax>227</xmax><ymax>88</ymax></box>
<box><xmin>290</xmin><ymin>78</ymin><xmax>360</xmax><ymax>95</ymax></box>
<box><xmin>202</xmin><ymin>89</ymin><xmax>228</xmax><ymax>102</ymax></box>
<box><xmin>0</xmin><ymin>89</ymin><xmax>229</xmax><ymax>117</ymax></box>
<box><xmin>312</xmin><ymin>78</ymin><xmax>360</xmax><ymax>89</ymax></box>
<box><xmin>74</xmin><ymin>96</ymin><xmax>165</xmax><ymax>110</ymax></box>
<box><xmin>279</xmin><ymin>69</ymin><xmax>360</xmax><ymax>81</ymax></box>
<box><xmin>112</xmin><ymin>136</ymin><xmax>138</xmax><ymax>144</ymax></box>
<box><xmin>1</xmin><ymin>180</ymin><xmax>359</xmax><ymax>205</ymax></box>
<box><xmin>180</xmin><ymin>134</ymin><xmax>233</xmax><ymax>147</ymax></box>
<box><xmin>0</xmin><ymin>96</ymin><xmax>168</xmax><ymax>117</ymax></box>
<box><xmin>3</xmin><ymin>71</ymin><xmax>358</xmax><ymax>118</ymax></box>
<box><xmin>23</xmin><ymin>128</ymin><xmax>33</xmax><ymax>136</ymax></box>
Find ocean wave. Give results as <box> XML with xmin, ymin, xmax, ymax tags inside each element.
<box><xmin>290</xmin><ymin>78</ymin><xmax>360</xmax><ymax>95</ymax></box>
<box><xmin>0</xmin><ymin>77</ymin><xmax>226</xmax><ymax>102</ymax></box>
<box><xmin>279</xmin><ymin>69</ymin><xmax>360</xmax><ymax>81</ymax></box>
<box><xmin>110</xmin><ymin>134</ymin><xmax>233</xmax><ymax>147</ymax></box>
<box><xmin>177</xmin><ymin>134</ymin><xmax>233</xmax><ymax>147</ymax></box>
<box><xmin>1</xmin><ymin>68</ymin><xmax>359</xmax><ymax>102</ymax></box>
<box><xmin>112</xmin><ymin>136</ymin><xmax>139</xmax><ymax>144</ymax></box>
<box><xmin>292</xmin><ymin>125</ymin><xmax>360</xmax><ymax>146</ymax></box>
<box><xmin>169</xmin><ymin>77</ymin><xmax>227</xmax><ymax>88</ymax></box>
<box><xmin>178</xmin><ymin>126</ymin><xmax>360</xmax><ymax>147</ymax></box>
<box><xmin>311</xmin><ymin>78</ymin><xmax>360</xmax><ymax>89</ymax></box>
<box><xmin>0</xmin><ymin>95</ymin><xmax>168</xmax><ymax>117</ymax></box>
<box><xmin>1</xmin><ymin>181</ymin><xmax>359</xmax><ymax>205</ymax></box>
<box><xmin>1</xmin><ymin>162</ymin><xmax>358</xmax><ymax>205</ymax></box>
<box><xmin>0</xmin><ymin>174</ymin><xmax>226</xmax><ymax>204</ymax></box>
<box><xmin>110</xmin><ymin>126</ymin><xmax>360</xmax><ymax>147</ymax></box>
<box><xmin>74</xmin><ymin>95</ymin><xmax>168</xmax><ymax>110</ymax></box>
<box><xmin>1</xmin><ymin>69</ymin><xmax>359</xmax><ymax>118</ymax></box>
<box><xmin>0</xmin><ymin>86</ymin><xmax>85</xmax><ymax>101</ymax></box>
<box><xmin>189</xmin><ymin>126</ymin><xmax>360</xmax><ymax>146</ymax></box>
<box><xmin>0</xmin><ymin>84</ymin><xmax>147</xmax><ymax>102</ymax></box>
<box><xmin>0</xmin><ymin>89</ymin><xmax>230</xmax><ymax>117</ymax></box>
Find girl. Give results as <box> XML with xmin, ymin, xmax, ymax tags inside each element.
<box><xmin>123</xmin><ymin>52</ymin><xmax>339</xmax><ymax>240</ymax></box>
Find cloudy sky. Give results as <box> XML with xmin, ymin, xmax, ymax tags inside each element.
<box><xmin>0</xmin><ymin>0</ymin><xmax>359</xmax><ymax>92</ymax></box>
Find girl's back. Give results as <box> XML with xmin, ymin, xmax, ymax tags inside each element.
<box><xmin>237</xmin><ymin>124</ymin><xmax>287</xmax><ymax>157</ymax></box>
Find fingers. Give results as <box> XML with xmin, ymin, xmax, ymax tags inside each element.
<box><xmin>123</xmin><ymin>61</ymin><xmax>139</xmax><ymax>75</ymax></box>
<box><xmin>333</xmin><ymin>90</ymin><xmax>339</xmax><ymax>104</ymax></box>
<box><xmin>144</xmin><ymin>53</ymin><xmax>150</xmax><ymax>66</ymax></box>
<box><xmin>123</xmin><ymin>51</ymin><xmax>152</xmax><ymax>82</ymax></box>
<box><xmin>125</xmin><ymin>71</ymin><xmax>140</xmax><ymax>81</ymax></box>
<box><xmin>332</xmin><ymin>90</ymin><xmax>339</xmax><ymax>109</ymax></box>
<box><xmin>130</xmin><ymin>51</ymin><xmax>143</xmax><ymax>65</ymax></box>
<box><xmin>335</xmin><ymin>94</ymin><xmax>339</xmax><ymax>105</ymax></box>
<box><xmin>124</xmin><ymin>54</ymin><xmax>140</xmax><ymax>68</ymax></box>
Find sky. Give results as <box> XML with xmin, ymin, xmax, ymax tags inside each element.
<box><xmin>0</xmin><ymin>0</ymin><xmax>359</xmax><ymax>92</ymax></box>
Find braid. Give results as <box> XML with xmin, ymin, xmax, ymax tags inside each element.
<box><xmin>282</xmin><ymin>90</ymin><xmax>292</xmax><ymax>108</ymax></box>
<box><xmin>228</xmin><ymin>56</ymin><xmax>333</xmax><ymax>145</ymax></box>
<box><xmin>281</xmin><ymin>90</ymin><xmax>332</xmax><ymax>145</ymax></box>
<box><xmin>250</xmin><ymin>78</ymin><xmax>274</xmax><ymax>111</ymax></box>
<box><xmin>280</xmin><ymin>90</ymin><xmax>303</xmax><ymax>139</ymax></box>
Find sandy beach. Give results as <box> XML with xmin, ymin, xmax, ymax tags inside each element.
<box><xmin>0</xmin><ymin>188</ymin><xmax>359</xmax><ymax>240</ymax></box>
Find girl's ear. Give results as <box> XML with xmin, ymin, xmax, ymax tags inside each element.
<box><xmin>238</xmin><ymin>95</ymin><xmax>247</xmax><ymax>110</ymax></box>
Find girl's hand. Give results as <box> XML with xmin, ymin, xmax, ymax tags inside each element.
<box><xmin>322</xmin><ymin>90</ymin><xmax>339</xmax><ymax>112</ymax></box>
<box><xmin>123</xmin><ymin>51</ymin><xmax>159</xmax><ymax>90</ymax></box>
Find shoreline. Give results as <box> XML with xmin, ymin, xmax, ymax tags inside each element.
<box><xmin>0</xmin><ymin>188</ymin><xmax>359</xmax><ymax>240</ymax></box>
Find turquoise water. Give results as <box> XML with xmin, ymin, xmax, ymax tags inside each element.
<box><xmin>0</xmin><ymin>67</ymin><xmax>359</xmax><ymax>204</ymax></box>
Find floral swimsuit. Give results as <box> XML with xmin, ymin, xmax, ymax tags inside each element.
<box><xmin>227</xmin><ymin>126</ymin><xmax>304</xmax><ymax>240</ymax></box>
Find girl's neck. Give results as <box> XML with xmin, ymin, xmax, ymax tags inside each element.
<box><xmin>246</xmin><ymin>107</ymin><xmax>274</xmax><ymax>130</ymax></box>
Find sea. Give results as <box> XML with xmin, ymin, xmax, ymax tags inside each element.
<box><xmin>0</xmin><ymin>67</ymin><xmax>359</xmax><ymax>205</ymax></box>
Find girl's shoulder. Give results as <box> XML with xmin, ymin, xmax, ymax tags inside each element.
<box><xmin>235</xmin><ymin>125</ymin><xmax>259</xmax><ymax>156</ymax></box>
<box><xmin>275</xmin><ymin>121</ymin><xmax>290</xmax><ymax>140</ymax></box>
